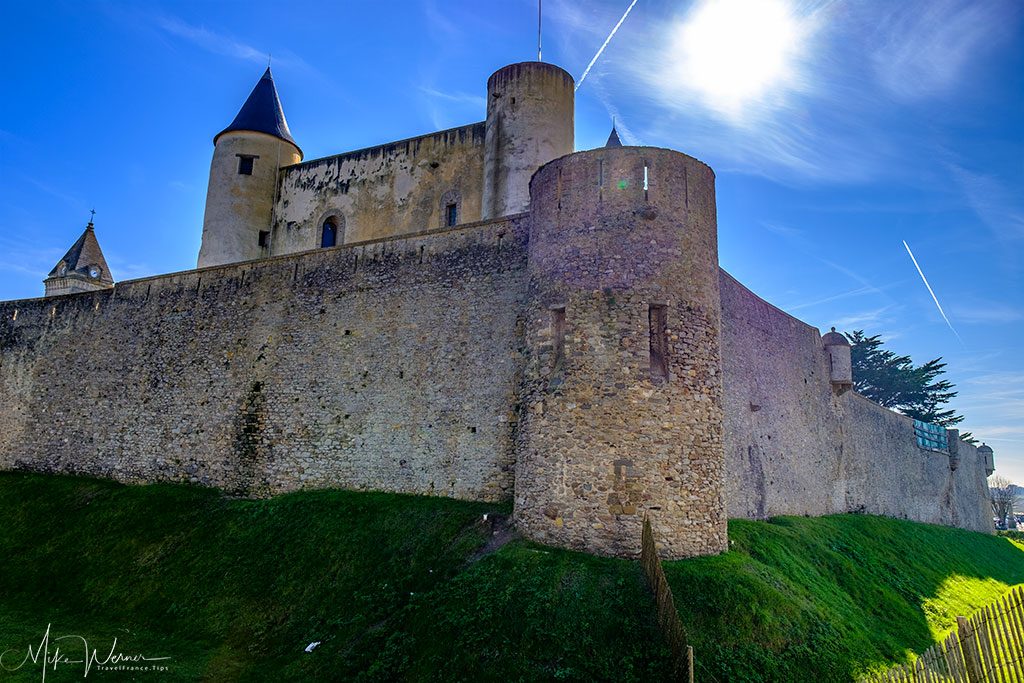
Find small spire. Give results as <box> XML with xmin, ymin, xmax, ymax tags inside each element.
<box><xmin>605</xmin><ymin>124</ymin><xmax>623</xmax><ymax>148</ymax></box>
<box><xmin>87</xmin><ymin>208</ymin><xmax>96</xmax><ymax>229</ymax></box>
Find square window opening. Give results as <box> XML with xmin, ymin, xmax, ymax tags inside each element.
<box><xmin>237</xmin><ymin>155</ymin><xmax>256</xmax><ymax>175</ymax></box>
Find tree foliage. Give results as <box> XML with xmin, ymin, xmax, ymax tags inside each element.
<box><xmin>989</xmin><ymin>476</ymin><xmax>1017</xmax><ymax>528</ymax></box>
<box><xmin>845</xmin><ymin>330</ymin><xmax>964</xmax><ymax>428</ymax></box>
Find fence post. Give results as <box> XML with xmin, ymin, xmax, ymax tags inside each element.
<box><xmin>958</xmin><ymin>616</ymin><xmax>985</xmax><ymax>683</ymax></box>
<box><xmin>641</xmin><ymin>515</ymin><xmax>691</xmax><ymax>681</ymax></box>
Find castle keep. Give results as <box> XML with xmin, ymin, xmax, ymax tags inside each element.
<box><xmin>0</xmin><ymin>62</ymin><xmax>996</xmax><ymax>559</ymax></box>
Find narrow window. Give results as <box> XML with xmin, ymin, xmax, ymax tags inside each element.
<box><xmin>649</xmin><ymin>304</ymin><xmax>668</xmax><ymax>380</ymax></box>
<box><xmin>258</xmin><ymin>230</ymin><xmax>270</xmax><ymax>248</ymax></box>
<box><xmin>643</xmin><ymin>164</ymin><xmax>649</xmax><ymax>201</ymax></box>
<box><xmin>551</xmin><ymin>306</ymin><xmax>566</xmax><ymax>370</ymax></box>
<box><xmin>446</xmin><ymin>203</ymin><xmax>458</xmax><ymax>227</ymax></box>
<box><xmin>321</xmin><ymin>219</ymin><xmax>337</xmax><ymax>248</ymax></box>
<box><xmin>237</xmin><ymin>154</ymin><xmax>257</xmax><ymax>175</ymax></box>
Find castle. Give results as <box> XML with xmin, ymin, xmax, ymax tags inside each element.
<box><xmin>0</xmin><ymin>61</ymin><xmax>996</xmax><ymax>559</ymax></box>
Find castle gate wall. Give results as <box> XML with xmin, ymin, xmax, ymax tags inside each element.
<box><xmin>271</xmin><ymin>123</ymin><xmax>487</xmax><ymax>252</ymax></box>
<box><xmin>720</xmin><ymin>270</ymin><xmax>992</xmax><ymax>533</ymax></box>
<box><xmin>0</xmin><ymin>216</ymin><xmax>527</xmax><ymax>501</ymax></box>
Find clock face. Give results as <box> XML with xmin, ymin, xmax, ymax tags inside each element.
<box><xmin>89</xmin><ymin>266</ymin><xmax>100</xmax><ymax>279</ymax></box>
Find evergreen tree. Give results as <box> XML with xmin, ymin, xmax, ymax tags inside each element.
<box><xmin>845</xmin><ymin>330</ymin><xmax>965</xmax><ymax>428</ymax></box>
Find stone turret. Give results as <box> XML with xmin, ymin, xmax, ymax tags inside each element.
<box><xmin>197</xmin><ymin>67</ymin><xmax>303</xmax><ymax>268</ymax></box>
<box><xmin>822</xmin><ymin>327</ymin><xmax>853</xmax><ymax>395</ymax></box>
<box><xmin>978</xmin><ymin>443</ymin><xmax>995</xmax><ymax>476</ymax></box>
<box><xmin>514</xmin><ymin>145</ymin><xmax>727</xmax><ymax>559</ymax></box>
<box><xmin>481</xmin><ymin>62</ymin><xmax>574</xmax><ymax>220</ymax></box>
<box><xmin>44</xmin><ymin>220</ymin><xmax>114</xmax><ymax>297</ymax></box>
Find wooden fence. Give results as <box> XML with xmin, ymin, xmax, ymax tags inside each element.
<box><xmin>641</xmin><ymin>515</ymin><xmax>694</xmax><ymax>682</ymax></box>
<box><xmin>860</xmin><ymin>586</ymin><xmax>1024</xmax><ymax>683</ymax></box>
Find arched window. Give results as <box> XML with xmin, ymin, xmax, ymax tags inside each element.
<box><xmin>321</xmin><ymin>218</ymin><xmax>337</xmax><ymax>248</ymax></box>
<box><xmin>439</xmin><ymin>189</ymin><xmax>461</xmax><ymax>228</ymax></box>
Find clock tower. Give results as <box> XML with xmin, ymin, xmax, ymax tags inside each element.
<box><xmin>43</xmin><ymin>219</ymin><xmax>115</xmax><ymax>297</ymax></box>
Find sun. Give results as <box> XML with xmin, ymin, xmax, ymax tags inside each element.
<box><xmin>669</xmin><ymin>0</ymin><xmax>807</xmax><ymax>116</ymax></box>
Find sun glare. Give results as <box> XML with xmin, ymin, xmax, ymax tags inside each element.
<box><xmin>670</xmin><ymin>0</ymin><xmax>806</xmax><ymax>116</ymax></box>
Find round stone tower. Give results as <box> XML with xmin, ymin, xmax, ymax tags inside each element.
<box><xmin>481</xmin><ymin>62</ymin><xmax>574</xmax><ymax>220</ymax></box>
<box><xmin>198</xmin><ymin>68</ymin><xmax>302</xmax><ymax>268</ymax></box>
<box><xmin>514</xmin><ymin>145</ymin><xmax>727</xmax><ymax>559</ymax></box>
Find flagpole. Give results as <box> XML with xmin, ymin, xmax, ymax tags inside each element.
<box><xmin>538</xmin><ymin>0</ymin><xmax>543</xmax><ymax>61</ymax></box>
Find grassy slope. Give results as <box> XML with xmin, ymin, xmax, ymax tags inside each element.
<box><xmin>666</xmin><ymin>516</ymin><xmax>1024</xmax><ymax>682</ymax></box>
<box><xmin>0</xmin><ymin>473</ymin><xmax>1021</xmax><ymax>682</ymax></box>
<box><xmin>0</xmin><ymin>473</ymin><xmax>667</xmax><ymax>681</ymax></box>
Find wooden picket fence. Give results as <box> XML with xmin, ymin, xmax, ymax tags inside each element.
<box><xmin>641</xmin><ymin>515</ymin><xmax>694</xmax><ymax>682</ymax></box>
<box><xmin>861</xmin><ymin>586</ymin><xmax>1024</xmax><ymax>683</ymax></box>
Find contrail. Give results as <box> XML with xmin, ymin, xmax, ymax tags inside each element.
<box><xmin>575</xmin><ymin>0</ymin><xmax>640</xmax><ymax>92</ymax></box>
<box><xmin>902</xmin><ymin>240</ymin><xmax>963</xmax><ymax>345</ymax></box>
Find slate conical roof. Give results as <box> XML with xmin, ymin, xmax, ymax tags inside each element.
<box><xmin>47</xmin><ymin>221</ymin><xmax>114</xmax><ymax>285</ymax></box>
<box><xmin>214</xmin><ymin>67</ymin><xmax>300</xmax><ymax>152</ymax></box>
<box><xmin>605</xmin><ymin>126</ymin><xmax>623</xmax><ymax>148</ymax></box>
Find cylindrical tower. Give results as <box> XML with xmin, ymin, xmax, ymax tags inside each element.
<box><xmin>822</xmin><ymin>328</ymin><xmax>853</xmax><ymax>395</ymax></box>
<box><xmin>514</xmin><ymin>145</ymin><xmax>727</xmax><ymax>559</ymax></box>
<box><xmin>198</xmin><ymin>68</ymin><xmax>302</xmax><ymax>268</ymax></box>
<box><xmin>481</xmin><ymin>62</ymin><xmax>574</xmax><ymax>220</ymax></box>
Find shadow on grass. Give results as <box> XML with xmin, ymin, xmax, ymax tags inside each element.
<box><xmin>0</xmin><ymin>473</ymin><xmax>669</xmax><ymax>681</ymax></box>
<box><xmin>664</xmin><ymin>514</ymin><xmax>1024</xmax><ymax>683</ymax></box>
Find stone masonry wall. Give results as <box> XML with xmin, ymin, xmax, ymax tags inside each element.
<box><xmin>271</xmin><ymin>123</ymin><xmax>487</xmax><ymax>252</ymax></box>
<box><xmin>514</xmin><ymin>147</ymin><xmax>728</xmax><ymax>559</ymax></box>
<box><xmin>0</xmin><ymin>216</ymin><xmax>527</xmax><ymax>501</ymax></box>
<box><xmin>720</xmin><ymin>270</ymin><xmax>992</xmax><ymax>533</ymax></box>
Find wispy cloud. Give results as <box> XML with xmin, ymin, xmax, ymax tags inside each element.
<box><xmin>418</xmin><ymin>88</ymin><xmax>486</xmax><ymax>109</ymax></box>
<box><xmin>0</xmin><ymin>233</ymin><xmax>63</xmax><ymax>279</ymax></box>
<box><xmin>864</xmin><ymin>0</ymin><xmax>1019</xmax><ymax>102</ymax></box>
<box><xmin>831</xmin><ymin>305</ymin><xmax>896</xmax><ymax>330</ymax></box>
<box><xmin>948</xmin><ymin>302</ymin><xmax>1024</xmax><ymax>325</ymax></box>
<box><xmin>155</xmin><ymin>15</ymin><xmax>311</xmax><ymax>72</ymax></box>
<box><xmin>547</xmin><ymin>0</ymin><xmax>1018</xmax><ymax>184</ymax></box>
<box><xmin>946</xmin><ymin>162</ymin><xmax>1024</xmax><ymax>242</ymax></box>
<box><xmin>19</xmin><ymin>175</ymin><xmax>88</xmax><ymax>213</ymax></box>
<box><xmin>760</xmin><ymin>220</ymin><xmax>896</xmax><ymax>305</ymax></box>
<box><xmin>787</xmin><ymin>285</ymin><xmax>878</xmax><ymax>312</ymax></box>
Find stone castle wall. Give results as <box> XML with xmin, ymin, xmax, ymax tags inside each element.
<box><xmin>720</xmin><ymin>271</ymin><xmax>992</xmax><ymax>533</ymax></box>
<box><xmin>0</xmin><ymin>149</ymin><xmax>995</xmax><ymax>559</ymax></box>
<box><xmin>0</xmin><ymin>216</ymin><xmax>527</xmax><ymax>501</ymax></box>
<box><xmin>271</xmin><ymin>123</ymin><xmax>487</xmax><ymax>252</ymax></box>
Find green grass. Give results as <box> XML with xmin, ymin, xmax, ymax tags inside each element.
<box><xmin>665</xmin><ymin>515</ymin><xmax>1024</xmax><ymax>682</ymax></box>
<box><xmin>0</xmin><ymin>473</ymin><xmax>667</xmax><ymax>681</ymax></box>
<box><xmin>0</xmin><ymin>472</ymin><xmax>1021</xmax><ymax>682</ymax></box>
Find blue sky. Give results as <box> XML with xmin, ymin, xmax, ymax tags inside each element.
<box><xmin>1</xmin><ymin>1</ymin><xmax>1022</xmax><ymax>482</ymax></box>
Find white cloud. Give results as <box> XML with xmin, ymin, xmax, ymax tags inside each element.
<box><xmin>946</xmin><ymin>162</ymin><xmax>1024</xmax><ymax>242</ymax></box>
<box><xmin>155</xmin><ymin>15</ymin><xmax>311</xmax><ymax>73</ymax></box>
<box><xmin>948</xmin><ymin>303</ymin><xmax>1024</xmax><ymax>325</ymax></box>
<box><xmin>864</xmin><ymin>0</ymin><xmax>1018</xmax><ymax>102</ymax></box>
<box><xmin>831</xmin><ymin>305</ymin><xmax>896</xmax><ymax>330</ymax></box>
